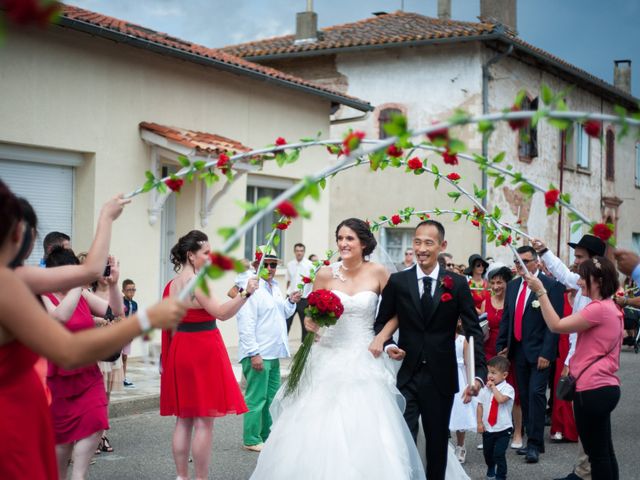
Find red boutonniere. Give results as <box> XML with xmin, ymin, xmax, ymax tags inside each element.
<box><xmin>441</xmin><ymin>275</ymin><xmax>454</xmax><ymax>290</ymax></box>
<box><xmin>441</xmin><ymin>292</ymin><xmax>453</xmax><ymax>303</ymax></box>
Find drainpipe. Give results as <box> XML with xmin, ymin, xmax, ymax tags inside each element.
<box><xmin>481</xmin><ymin>41</ymin><xmax>513</xmax><ymax>257</ymax></box>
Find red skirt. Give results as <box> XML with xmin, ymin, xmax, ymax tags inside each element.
<box><xmin>550</xmin><ymin>334</ymin><xmax>578</xmax><ymax>441</ymax></box>
<box><xmin>160</xmin><ymin>328</ymin><xmax>247</xmax><ymax>418</ymax></box>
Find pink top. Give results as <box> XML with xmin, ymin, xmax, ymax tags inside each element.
<box><xmin>571</xmin><ymin>299</ymin><xmax>623</xmax><ymax>392</ymax></box>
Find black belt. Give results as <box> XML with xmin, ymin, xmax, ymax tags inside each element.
<box><xmin>177</xmin><ymin>320</ymin><xmax>217</xmax><ymax>333</ymax></box>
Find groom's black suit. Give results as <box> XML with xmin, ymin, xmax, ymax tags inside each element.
<box><xmin>375</xmin><ymin>265</ymin><xmax>486</xmax><ymax>480</ymax></box>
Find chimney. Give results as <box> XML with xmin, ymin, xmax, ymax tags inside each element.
<box><xmin>480</xmin><ymin>0</ymin><xmax>517</xmax><ymax>33</ymax></box>
<box><xmin>295</xmin><ymin>0</ymin><xmax>318</xmax><ymax>43</ymax></box>
<box><xmin>438</xmin><ymin>0</ymin><xmax>452</xmax><ymax>20</ymax></box>
<box><xmin>614</xmin><ymin>60</ymin><xmax>632</xmax><ymax>94</ymax></box>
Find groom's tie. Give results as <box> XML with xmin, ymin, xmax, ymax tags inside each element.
<box><xmin>421</xmin><ymin>276</ymin><xmax>433</xmax><ymax>318</ymax></box>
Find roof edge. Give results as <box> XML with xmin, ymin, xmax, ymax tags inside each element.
<box><xmin>57</xmin><ymin>16</ymin><xmax>373</xmax><ymax>112</ymax></box>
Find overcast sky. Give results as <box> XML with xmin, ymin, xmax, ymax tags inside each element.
<box><xmin>70</xmin><ymin>0</ymin><xmax>639</xmax><ymax>95</ymax></box>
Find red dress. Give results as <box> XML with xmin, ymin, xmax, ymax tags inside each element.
<box><xmin>45</xmin><ymin>294</ymin><xmax>108</xmax><ymax>444</ymax></box>
<box><xmin>550</xmin><ymin>295</ymin><xmax>579</xmax><ymax>441</ymax></box>
<box><xmin>160</xmin><ymin>281</ymin><xmax>248</xmax><ymax>418</ymax></box>
<box><xmin>484</xmin><ymin>298</ymin><xmax>503</xmax><ymax>360</ymax></box>
<box><xmin>469</xmin><ymin>279</ymin><xmax>490</xmax><ymax>313</ymax></box>
<box><xmin>0</xmin><ymin>341</ymin><xmax>58</xmax><ymax>479</ymax></box>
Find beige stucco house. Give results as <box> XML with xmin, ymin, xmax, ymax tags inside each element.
<box><xmin>223</xmin><ymin>0</ymin><xmax>640</xmax><ymax>267</ymax></box>
<box><xmin>0</xmin><ymin>5</ymin><xmax>371</xmax><ymax>352</ymax></box>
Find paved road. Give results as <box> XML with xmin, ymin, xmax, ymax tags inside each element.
<box><xmin>87</xmin><ymin>348</ymin><xmax>639</xmax><ymax>480</ymax></box>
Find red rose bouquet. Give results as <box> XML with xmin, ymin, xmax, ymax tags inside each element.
<box><xmin>284</xmin><ymin>289</ymin><xmax>344</xmax><ymax>396</ymax></box>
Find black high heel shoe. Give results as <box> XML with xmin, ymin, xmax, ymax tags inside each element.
<box><xmin>100</xmin><ymin>436</ymin><xmax>114</xmax><ymax>453</ymax></box>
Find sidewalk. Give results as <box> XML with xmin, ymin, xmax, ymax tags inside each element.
<box><xmin>109</xmin><ymin>341</ymin><xmax>300</xmax><ymax>418</ymax></box>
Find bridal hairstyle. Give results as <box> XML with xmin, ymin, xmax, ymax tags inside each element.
<box><xmin>577</xmin><ymin>256</ymin><xmax>618</xmax><ymax>299</ymax></box>
<box><xmin>0</xmin><ymin>179</ymin><xmax>23</xmax><ymax>247</ymax></box>
<box><xmin>335</xmin><ymin>218</ymin><xmax>377</xmax><ymax>257</ymax></box>
<box><xmin>170</xmin><ymin>230</ymin><xmax>208</xmax><ymax>272</ymax></box>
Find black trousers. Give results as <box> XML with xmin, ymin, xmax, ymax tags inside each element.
<box><xmin>483</xmin><ymin>428</ymin><xmax>512</xmax><ymax>480</ymax></box>
<box><xmin>513</xmin><ymin>344</ymin><xmax>549</xmax><ymax>451</ymax></box>
<box><xmin>573</xmin><ymin>386</ymin><xmax>620</xmax><ymax>480</ymax></box>
<box><xmin>286</xmin><ymin>298</ymin><xmax>308</xmax><ymax>337</ymax></box>
<box><xmin>401</xmin><ymin>363</ymin><xmax>454</xmax><ymax>480</ymax></box>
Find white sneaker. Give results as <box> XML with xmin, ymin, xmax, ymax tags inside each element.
<box><xmin>551</xmin><ymin>432</ymin><xmax>563</xmax><ymax>441</ymax></box>
<box><xmin>455</xmin><ymin>446</ymin><xmax>466</xmax><ymax>464</ymax></box>
<box><xmin>477</xmin><ymin>443</ymin><xmax>483</xmax><ymax>450</ymax></box>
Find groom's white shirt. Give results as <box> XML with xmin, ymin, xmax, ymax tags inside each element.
<box><xmin>416</xmin><ymin>263</ymin><xmax>439</xmax><ymax>296</ymax></box>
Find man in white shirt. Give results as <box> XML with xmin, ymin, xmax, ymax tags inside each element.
<box><xmin>237</xmin><ymin>254</ymin><xmax>301</xmax><ymax>452</ymax></box>
<box><xmin>532</xmin><ymin>234</ymin><xmax>605</xmax><ymax>480</ymax></box>
<box><xmin>285</xmin><ymin>243</ymin><xmax>313</xmax><ymax>338</ymax></box>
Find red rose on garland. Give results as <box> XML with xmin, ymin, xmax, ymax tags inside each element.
<box><xmin>342</xmin><ymin>130</ymin><xmax>365</xmax><ymax>155</ymax></box>
<box><xmin>471</xmin><ymin>219</ymin><xmax>480</xmax><ymax>227</ymax></box>
<box><xmin>427</xmin><ymin>124</ymin><xmax>449</xmax><ymax>143</ymax></box>
<box><xmin>301</xmin><ymin>276</ymin><xmax>312</xmax><ymax>284</ymax></box>
<box><xmin>442</xmin><ymin>149</ymin><xmax>459</xmax><ymax>166</ymax></box>
<box><xmin>446</xmin><ymin>172</ymin><xmax>461</xmax><ymax>181</ymax></box>
<box><xmin>441</xmin><ymin>292</ymin><xmax>453</xmax><ymax>303</ymax></box>
<box><xmin>544</xmin><ymin>189</ymin><xmax>560</xmax><ymax>208</ymax></box>
<box><xmin>407</xmin><ymin>157</ymin><xmax>423</xmax><ymax>170</ymax></box>
<box><xmin>209</xmin><ymin>253</ymin><xmax>235</xmax><ymax>271</ymax></box>
<box><xmin>508</xmin><ymin>104</ymin><xmax>529</xmax><ymax>131</ymax></box>
<box><xmin>255</xmin><ymin>251</ymin><xmax>263</xmax><ymax>262</ymax></box>
<box><xmin>441</xmin><ymin>275</ymin><xmax>454</xmax><ymax>290</ymax></box>
<box><xmin>165</xmin><ymin>178</ymin><xmax>184</xmax><ymax>192</ymax></box>
<box><xmin>275</xmin><ymin>137</ymin><xmax>287</xmax><ymax>146</ymax></box>
<box><xmin>276</xmin><ymin>221</ymin><xmax>291</xmax><ymax>230</ymax></box>
<box><xmin>216</xmin><ymin>153</ymin><xmax>230</xmax><ymax>174</ymax></box>
<box><xmin>387</xmin><ymin>145</ymin><xmax>403</xmax><ymax>158</ymax></box>
<box><xmin>583</xmin><ymin>120</ymin><xmax>601</xmax><ymax>138</ymax></box>
<box><xmin>323</xmin><ymin>260</ymin><xmax>331</xmax><ymax>266</ymax></box>
<box><xmin>592</xmin><ymin>223</ymin><xmax>613</xmax><ymax>242</ymax></box>
<box><xmin>277</xmin><ymin>200</ymin><xmax>299</xmax><ymax>218</ymax></box>
<box><xmin>391</xmin><ymin>214</ymin><xmax>402</xmax><ymax>225</ymax></box>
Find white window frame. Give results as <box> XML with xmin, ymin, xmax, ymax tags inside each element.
<box><xmin>575</xmin><ymin>126</ymin><xmax>590</xmax><ymax>169</ymax></box>
<box><xmin>380</xmin><ymin>227</ymin><xmax>414</xmax><ymax>266</ymax></box>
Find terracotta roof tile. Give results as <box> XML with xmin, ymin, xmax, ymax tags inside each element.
<box><xmin>140</xmin><ymin>122</ymin><xmax>251</xmax><ymax>155</ymax></box>
<box><xmin>59</xmin><ymin>5</ymin><xmax>371</xmax><ymax>110</ymax></box>
<box><xmin>222</xmin><ymin>11</ymin><xmax>497</xmax><ymax>57</ymax></box>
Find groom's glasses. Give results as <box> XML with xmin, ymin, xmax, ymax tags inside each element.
<box><xmin>264</xmin><ymin>262</ymin><xmax>278</xmax><ymax>269</ymax></box>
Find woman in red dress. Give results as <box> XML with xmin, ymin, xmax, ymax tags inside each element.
<box><xmin>549</xmin><ymin>293</ymin><xmax>579</xmax><ymax>442</ymax></box>
<box><xmin>465</xmin><ymin>254</ymin><xmax>490</xmax><ymax>314</ymax></box>
<box><xmin>483</xmin><ymin>263</ymin><xmax>523</xmax><ymax>448</ymax></box>
<box><xmin>161</xmin><ymin>230</ymin><xmax>258</xmax><ymax>480</ymax></box>
<box><xmin>0</xmin><ymin>179</ymin><xmax>186</xmax><ymax>479</ymax></box>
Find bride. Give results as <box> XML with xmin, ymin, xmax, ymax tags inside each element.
<box><xmin>249</xmin><ymin>218</ymin><xmax>469</xmax><ymax>480</ymax></box>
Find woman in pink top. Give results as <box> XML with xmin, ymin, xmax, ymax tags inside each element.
<box><xmin>526</xmin><ymin>256</ymin><xmax>622</xmax><ymax>480</ymax></box>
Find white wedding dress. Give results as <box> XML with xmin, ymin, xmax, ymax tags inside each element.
<box><xmin>250</xmin><ymin>290</ymin><xmax>469</xmax><ymax>480</ymax></box>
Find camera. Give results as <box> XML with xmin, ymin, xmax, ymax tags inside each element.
<box><xmin>103</xmin><ymin>264</ymin><xmax>111</xmax><ymax>277</ymax></box>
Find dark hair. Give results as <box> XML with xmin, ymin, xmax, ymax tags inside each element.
<box><xmin>0</xmin><ymin>179</ymin><xmax>23</xmax><ymax>247</ymax></box>
<box><xmin>437</xmin><ymin>253</ymin><xmax>448</xmax><ymax>270</ymax></box>
<box><xmin>9</xmin><ymin>197</ymin><xmax>39</xmax><ymax>268</ymax></box>
<box><xmin>335</xmin><ymin>218</ymin><xmax>377</xmax><ymax>257</ymax></box>
<box><xmin>516</xmin><ymin>245</ymin><xmax>538</xmax><ymax>259</ymax></box>
<box><xmin>488</xmin><ymin>355</ymin><xmax>510</xmax><ymax>373</ymax></box>
<box><xmin>488</xmin><ymin>266</ymin><xmax>513</xmax><ymax>283</ymax></box>
<box><xmin>415</xmin><ymin>219</ymin><xmax>445</xmax><ymax>243</ymax></box>
<box><xmin>577</xmin><ymin>256</ymin><xmax>619</xmax><ymax>299</ymax></box>
<box><xmin>170</xmin><ymin>230</ymin><xmax>208</xmax><ymax>272</ymax></box>
<box><xmin>294</xmin><ymin>243</ymin><xmax>305</xmax><ymax>250</ymax></box>
<box><xmin>45</xmin><ymin>246</ymin><xmax>80</xmax><ymax>268</ymax></box>
<box><xmin>122</xmin><ymin>279</ymin><xmax>135</xmax><ymax>289</ymax></box>
<box><xmin>43</xmin><ymin>231</ymin><xmax>71</xmax><ymax>257</ymax></box>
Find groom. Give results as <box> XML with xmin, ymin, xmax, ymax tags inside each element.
<box><xmin>375</xmin><ymin>220</ymin><xmax>487</xmax><ymax>480</ymax></box>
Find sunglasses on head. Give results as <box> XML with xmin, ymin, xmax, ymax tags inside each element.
<box><xmin>264</xmin><ymin>262</ymin><xmax>278</xmax><ymax>268</ymax></box>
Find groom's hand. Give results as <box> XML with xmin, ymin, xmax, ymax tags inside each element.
<box><xmin>387</xmin><ymin>346</ymin><xmax>406</xmax><ymax>361</ymax></box>
<box><xmin>462</xmin><ymin>379</ymin><xmax>482</xmax><ymax>404</ymax></box>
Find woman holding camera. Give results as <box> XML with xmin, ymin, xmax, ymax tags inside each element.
<box><xmin>525</xmin><ymin>256</ymin><xmax>623</xmax><ymax>480</ymax></box>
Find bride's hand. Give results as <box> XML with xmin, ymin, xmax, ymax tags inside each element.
<box><xmin>368</xmin><ymin>335</ymin><xmax>385</xmax><ymax>358</ymax></box>
<box><xmin>304</xmin><ymin>316</ymin><xmax>320</xmax><ymax>334</ymax></box>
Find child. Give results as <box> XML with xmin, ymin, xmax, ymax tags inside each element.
<box><xmin>477</xmin><ymin>355</ymin><xmax>514</xmax><ymax>480</ymax></box>
<box><xmin>449</xmin><ymin>319</ymin><xmax>477</xmax><ymax>463</ymax></box>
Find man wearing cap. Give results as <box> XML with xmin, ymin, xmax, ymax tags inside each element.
<box><xmin>236</xmin><ymin>254</ymin><xmax>302</xmax><ymax>452</ymax></box>
<box><xmin>531</xmin><ymin>234</ymin><xmax>606</xmax><ymax>480</ymax></box>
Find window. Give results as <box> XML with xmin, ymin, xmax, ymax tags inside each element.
<box><xmin>636</xmin><ymin>143</ymin><xmax>640</xmax><ymax>188</ymax></box>
<box><xmin>562</xmin><ymin>124</ymin><xmax>590</xmax><ymax>170</ymax></box>
<box><xmin>605</xmin><ymin>129</ymin><xmax>615</xmax><ymax>181</ymax></box>
<box><xmin>244</xmin><ymin>185</ymin><xmax>286</xmax><ymax>260</ymax></box>
<box><xmin>380</xmin><ymin>227</ymin><xmax>414</xmax><ymax>267</ymax></box>
<box><xmin>378</xmin><ymin>107</ymin><xmax>402</xmax><ymax>139</ymax></box>
<box><xmin>518</xmin><ymin>96</ymin><xmax>538</xmax><ymax>161</ymax></box>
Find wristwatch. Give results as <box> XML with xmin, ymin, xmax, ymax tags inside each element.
<box><xmin>238</xmin><ymin>287</ymin><xmax>252</xmax><ymax>299</ymax></box>
<box><xmin>538</xmin><ymin>247</ymin><xmax>549</xmax><ymax>256</ymax></box>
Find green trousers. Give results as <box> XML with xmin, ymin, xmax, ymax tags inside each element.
<box><xmin>241</xmin><ymin>357</ymin><xmax>281</xmax><ymax>446</ymax></box>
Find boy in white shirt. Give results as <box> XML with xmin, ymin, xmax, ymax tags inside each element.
<box><xmin>477</xmin><ymin>356</ymin><xmax>515</xmax><ymax>480</ymax></box>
